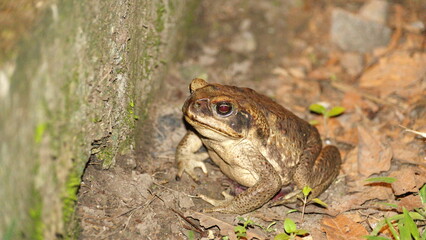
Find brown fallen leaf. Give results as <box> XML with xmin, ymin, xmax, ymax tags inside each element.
<box><xmin>398</xmin><ymin>194</ymin><xmax>423</xmax><ymax>212</ymax></box>
<box><xmin>321</xmin><ymin>214</ymin><xmax>369</xmax><ymax>240</ymax></box>
<box><xmin>357</xmin><ymin>125</ymin><xmax>392</xmax><ymax>177</ymax></box>
<box><xmin>332</xmin><ymin>183</ymin><xmax>394</xmax><ymax>213</ymax></box>
<box><xmin>359</xmin><ymin>52</ymin><xmax>426</xmax><ymax>98</ymax></box>
<box><xmin>342</xmin><ymin>146</ymin><xmax>359</xmax><ymax>180</ymax></box>
<box><xmin>184</xmin><ymin>210</ymin><xmax>265</xmax><ymax>240</ymax></box>
<box><xmin>390</xmin><ymin>166</ymin><xmax>426</xmax><ymax>196</ymax></box>
<box><xmin>391</xmin><ymin>142</ymin><xmax>424</xmax><ymax>166</ymax></box>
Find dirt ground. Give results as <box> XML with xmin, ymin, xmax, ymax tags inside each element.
<box><xmin>76</xmin><ymin>0</ymin><xmax>426</xmax><ymax>239</ymax></box>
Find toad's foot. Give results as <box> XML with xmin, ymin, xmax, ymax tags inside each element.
<box><xmin>199</xmin><ymin>191</ymin><xmax>235</xmax><ymax>213</ymax></box>
<box><xmin>176</xmin><ymin>151</ymin><xmax>209</xmax><ymax>183</ymax></box>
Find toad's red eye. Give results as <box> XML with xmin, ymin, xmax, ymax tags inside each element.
<box><xmin>216</xmin><ymin>102</ymin><xmax>233</xmax><ymax>116</ymax></box>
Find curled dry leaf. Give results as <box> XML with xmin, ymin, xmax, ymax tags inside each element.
<box><xmin>321</xmin><ymin>214</ymin><xmax>368</xmax><ymax>240</ymax></box>
<box><xmin>357</xmin><ymin>125</ymin><xmax>392</xmax><ymax>177</ymax></box>
<box><xmin>184</xmin><ymin>210</ymin><xmax>265</xmax><ymax>240</ymax></box>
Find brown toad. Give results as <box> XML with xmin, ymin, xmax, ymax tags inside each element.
<box><xmin>176</xmin><ymin>78</ymin><xmax>341</xmax><ymax>214</ymax></box>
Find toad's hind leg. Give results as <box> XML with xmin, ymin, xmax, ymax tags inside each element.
<box><xmin>294</xmin><ymin>145</ymin><xmax>341</xmax><ymax>200</ymax></box>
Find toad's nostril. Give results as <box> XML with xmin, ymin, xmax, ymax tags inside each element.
<box><xmin>194</xmin><ymin>98</ymin><xmax>209</xmax><ymax>109</ymax></box>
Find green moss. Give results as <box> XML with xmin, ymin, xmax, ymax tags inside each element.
<box><xmin>62</xmin><ymin>170</ymin><xmax>81</xmax><ymax>229</ymax></box>
<box><xmin>127</xmin><ymin>100</ymin><xmax>140</xmax><ymax>121</ymax></box>
<box><xmin>155</xmin><ymin>2</ymin><xmax>166</xmax><ymax>33</ymax></box>
<box><xmin>99</xmin><ymin>147</ymin><xmax>115</xmax><ymax>169</ymax></box>
<box><xmin>34</xmin><ymin>123</ymin><xmax>47</xmax><ymax>144</ymax></box>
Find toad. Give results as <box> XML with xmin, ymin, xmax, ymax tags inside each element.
<box><xmin>176</xmin><ymin>78</ymin><xmax>341</xmax><ymax>214</ymax></box>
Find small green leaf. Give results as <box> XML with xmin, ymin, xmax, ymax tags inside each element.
<box><xmin>365</xmin><ymin>177</ymin><xmax>397</xmax><ymax>184</ymax></box>
<box><xmin>309</xmin><ymin>103</ymin><xmax>327</xmax><ymax>115</ymax></box>
<box><xmin>376</xmin><ymin>202</ymin><xmax>398</xmax><ymax>209</ymax></box>
<box><xmin>234</xmin><ymin>225</ymin><xmax>246</xmax><ymax>237</ymax></box>
<box><xmin>371</xmin><ymin>212</ymin><xmax>425</xmax><ymax>235</ymax></box>
<box><xmin>327</xmin><ymin>106</ymin><xmax>345</xmax><ymax>117</ymax></box>
<box><xmin>385</xmin><ymin>218</ymin><xmax>399</xmax><ymax>240</ymax></box>
<box><xmin>398</xmin><ymin>217</ymin><xmax>410</xmax><ymax>240</ymax></box>
<box><xmin>244</xmin><ymin>219</ymin><xmax>254</xmax><ymax>228</ymax></box>
<box><xmin>403</xmin><ymin>208</ymin><xmax>420</xmax><ymax>239</ymax></box>
<box><xmin>309</xmin><ymin>119</ymin><xmax>320</xmax><ymax>125</ymax></box>
<box><xmin>266</xmin><ymin>222</ymin><xmax>277</xmax><ymax>232</ymax></box>
<box><xmin>408</xmin><ymin>211</ymin><xmax>426</xmax><ymax>221</ymax></box>
<box><xmin>234</xmin><ymin>225</ymin><xmax>245</xmax><ymax>232</ymax></box>
<box><xmin>363</xmin><ymin>236</ymin><xmax>391</xmax><ymax>240</ymax></box>
<box><xmin>302</xmin><ymin>186</ymin><xmax>312</xmax><ymax>197</ymax></box>
<box><xmin>274</xmin><ymin>233</ymin><xmax>290</xmax><ymax>240</ymax></box>
<box><xmin>283</xmin><ymin>218</ymin><xmax>297</xmax><ymax>234</ymax></box>
<box><xmin>287</xmin><ymin>209</ymin><xmax>299</xmax><ymax>214</ymax></box>
<box><xmin>419</xmin><ymin>184</ymin><xmax>426</xmax><ymax>204</ymax></box>
<box><xmin>312</xmin><ymin>198</ymin><xmax>328</xmax><ymax>208</ymax></box>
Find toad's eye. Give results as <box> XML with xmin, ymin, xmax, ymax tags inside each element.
<box><xmin>215</xmin><ymin>102</ymin><xmax>233</xmax><ymax>116</ymax></box>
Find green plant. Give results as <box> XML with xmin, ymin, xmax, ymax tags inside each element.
<box><xmin>234</xmin><ymin>217</ymin><xmax>277</xmax><ymax>239</ymax></box>
<box><xmin>298</xmin><ymin>186</ymin><xmax>328</xmax><ymax>221</ymax></box>
<box><xmin>187</xmin><ymin>230</ymin><xmax>195</xmax><ymax>240</ymax></box>
<box><xmin>364</xmin><ymin>183</ymin><xmax>426</xmax><ymax>239</ymax></box>
<box><xmin>234</xmin><ymin>217</ymin><xmax>255</xmax><ymax>239</ymax></box>
<box><xmin>309</xmin><ymin>103</ymin><xmax>345</xmax><ymax>138</ymax></box>
<box><xmin>274</xmin><ymin>218</ymin><xmax>308</xmax><ymax>240</ymax></box>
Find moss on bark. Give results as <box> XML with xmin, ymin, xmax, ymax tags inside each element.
<box><xmin>0</xmin><ymin>0</ymin><xmax>199</xmax><ymax>238</ymax></box>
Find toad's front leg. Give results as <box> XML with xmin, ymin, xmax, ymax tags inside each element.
<box><xmin>200</xmin><ymin>157</ymin><xmax>282</xmax><ymax>214</ymax></box>
<box><xmin>176</xmin><ymin>130</ymin><xmax>209</xmax><ymax>183</ymax></box>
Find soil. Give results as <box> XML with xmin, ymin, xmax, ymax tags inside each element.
<box><xmin>76</xmin><ymin>0</ymin><xmax>426</xmax><ymax>239</ymax></box>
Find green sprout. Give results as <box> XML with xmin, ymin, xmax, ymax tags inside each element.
<box><xmin>298</xmin><ymin>186</ymin><xmax>328</xmax><ymax>222</ymax></box>
<box><xmin>234</xmin><ymin>217</ymin><xmax>277</xmax><ymax>239</ymax></box>
<box><xmin>309</xmin><ymin>103</ymin><xmax>345</xmax><ymax>138</ymax></box>
<box><xmin>234</xmin><ymin>217</ymin><xmax>255</xmax><ymax>239</ymax></box>
<box><xmin>274</xmin><ymin>218</ymin><xmax>308</xmax><ymax>240</ymax></box>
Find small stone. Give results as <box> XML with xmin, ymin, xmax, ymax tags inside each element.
<box><xmin>340</xmin><ymin>52</ymin><xmax>364</xmax><ymax>76</ymax></box>
<box><xmin>359</xmin><ymin>0</ymin><xmax>389</xmax><ymax>24</ymax></box>
<box><xmin>228</xmin><ymin>19</ymin><xmax>256</xmax><ymax>53</ymax></box>
<box><xmin>228</xmin><ymin>31</ymin><xmax>257</xmax><ymax>53</ymax></box>
<box><xmin>331</xmin><ymin>8</ymin><xmax>391</xmax><ymax>53</ymax></box>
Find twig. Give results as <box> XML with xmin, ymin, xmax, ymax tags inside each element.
<box><xmin>170</xmin><ymin>208</ymin><xmax>205</xmax><ymax>235</ymax></box>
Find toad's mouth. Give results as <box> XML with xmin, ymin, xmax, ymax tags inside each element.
<box><xmin>184</xmin><ymin>115</ymin><xmax>243</xmax><ymax>139</ymax></box>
